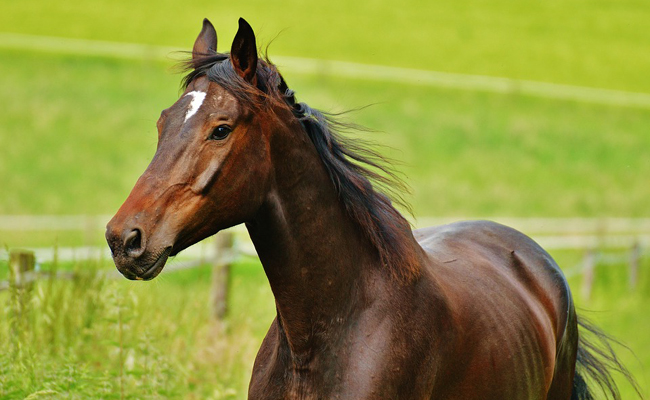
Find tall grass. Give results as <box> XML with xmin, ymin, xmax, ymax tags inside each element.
<box><xmin>0</xmin><ymin>258</ymin><xmax>274</xmax><ymax>399</ymax></box>
<box><xmin>0</xmin><ymin>251</ymin><xmax>647</xmax><ymax>399</ymax></box>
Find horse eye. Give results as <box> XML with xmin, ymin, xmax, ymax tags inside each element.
<box><xmin>209</xmin><ymin>125</ymin><xmax>231</xmax><ymax>140</ymax></box>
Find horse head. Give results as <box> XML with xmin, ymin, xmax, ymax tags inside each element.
<box><xmin>106</xmin><ymin>19</ymin><xmax>277</xmax><ymax>280</ymax></box>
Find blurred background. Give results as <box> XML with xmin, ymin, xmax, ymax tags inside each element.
<box><xmin>0</xmin><ymin>0</ymin><xmax>648</xmax><ymax>398</ymax></box>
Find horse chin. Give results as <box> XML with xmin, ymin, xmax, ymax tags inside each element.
<box><xmin>115</xmin><ymin>247</ymin><xmax>172</xmax><ymax>281</ymax></box>
<box><xmin>140</xmin><ymin>247</ymin><xmax>172</xmax><ymax>280</ymax></box>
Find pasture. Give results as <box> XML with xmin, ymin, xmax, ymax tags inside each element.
<box><xmin>1</xmin><ymin>255</ymin><xmax>649</xmax><ymax>399</ymax></box>
<box><xmin>1</xmin><ymin>0</ymin><xmax>649</xmax><ymax>398</ymax></box>
<box><xmin>1</xmin><ymin>49</ymin><xmax>649</xmax><ymax>220</ymax></box>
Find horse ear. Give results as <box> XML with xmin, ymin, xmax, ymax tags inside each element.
<box><xmin>230</xmin><ymin>18</ymin><xmax>258</xmax><ymax>83</ymax></box>
<box><xmin>193</xmin><ymin>18</ymin><xmax>217</xmax><ymax>60</ymax></box>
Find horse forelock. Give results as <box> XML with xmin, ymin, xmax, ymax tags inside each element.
<box><xmin>180</xmin><ymin>53</ymin><xmax>421</xmax><ymax>282</ymax></box>
<box><xmin>181</xmin><ymin>53</ymin><xmax>283</xmax><ymax>110</ymax></box>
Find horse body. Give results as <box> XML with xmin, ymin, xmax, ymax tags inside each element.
<box><xmin>237</xmin><ymin>97</ymin><xmax>577</xmax><ymax>398</ymax></box>
<box><xmin>105</xmin><ymin>18</ymin><xmax>637</xmax><ymax>400</ymax></box>
<box><xmin>247</xmin><ymin>202</ymin><xmax>578</xmax><ymax>399</ymax></box>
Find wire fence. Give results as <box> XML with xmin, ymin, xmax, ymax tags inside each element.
<box><xmin>1</xmin><ymin>216</ymin><xmax>649</xmax><ymax>300</ymax></box>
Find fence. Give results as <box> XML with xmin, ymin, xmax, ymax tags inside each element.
<box><xmin>1</xmin><ymin>230</ymin><xmax>257</xmax><ymax>320</ymax></box>
<box><xmin>1</xmin><ymin>216</ymin><xmax>649</xmax><ymax>308</ymax></box>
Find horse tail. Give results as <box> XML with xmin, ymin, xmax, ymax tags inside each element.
<box><xmin>571</xmin><ymin>317</ymin><xmax>641</xmax><ymax>400</ymax></box>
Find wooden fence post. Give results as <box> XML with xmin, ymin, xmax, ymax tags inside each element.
<box><xmin>9</xmin><ymin>249</ymin><xmax>35</xmax><ymax>289</ymax></box>
<box><xmin>582</xmin><ymin>249</ymin><xmax>595</xmax><ymax>300</ymax></box>
<box><xmin>9</xmin><ymin>250</ymin><xmax>36</xmax><ymax>337</ymax></box>
<box><xmin>629</xmin><ymin>241</ymin><xmax>640</xmax><ymax>289</ymax></box>
<box><xmin>211</xmin><ymin>231</ymin><xmax>234</xmax><ymax>320</ymax></box>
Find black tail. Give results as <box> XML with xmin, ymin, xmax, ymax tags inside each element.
<box><xmin>571</xmin><ymin>317</ymin><xmax>641</xmax><ymax>400</ymax></box>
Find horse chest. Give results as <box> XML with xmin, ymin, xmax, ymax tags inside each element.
<box><xmin>248</xmin><ymin>313</ymin><xmax>439</xmax><ymax>400</ymax></box>
<box><xmin>249</xmin><ymin>356</ymin><xmax>425</xmax><ymax>400</ymax></box>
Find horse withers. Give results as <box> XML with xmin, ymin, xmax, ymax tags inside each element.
<box><xmin>106</xmin><ymin>18</ymin><xmax>639</xmax><ymax>400</ymax></box>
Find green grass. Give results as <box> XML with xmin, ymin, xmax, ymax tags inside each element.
<box><xmin>0</xmin><ymin>50</ymin><xmax>176</xmax><ymax>216</ymax></box>
<box><xmin>0</xmin><ymin>253</ymin><xmax>647</xmax><ymax>399</ymax></box>
<box><xmin>300</xmin><ymin>76</ymin><xmax>650</xmax><ymax>218</ymax></box>
<box><xmin>1</xmin><ymin>49</ymin><xmax>649</xmax><ymax>224</ymax></box>
<box><xmin>1</xmin><ymin>0</ymin><xmax>649</xmax><ymax>221</ymax></box>
<box><xmin>0</xmin><ymin>258</ymin><xmax>275</xmax><ymax>399</ymax></box>
<box><xmin>1</xmin><ymin>0</ymin><xmax>649</xmax><ymax>92</ymax></box>
<box><xmin>568</xmin><ymin>256</ymin><xmax>650</xmax><ymax>399</ymax></box>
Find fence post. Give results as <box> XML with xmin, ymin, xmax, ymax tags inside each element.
<box><xmin>582</xmin><ymin>249</ymin><xmax>595</xmax><ymax>300</ymax></box>
<box><xmin>629</xmin><ymin>241</ymin><xmax>640</xmax><ymax>289</ymax></box>
<box><xmin>9</xmin><ymin>249</ymin><xmax>35</xmax><ymax>289</ymax></box>
<box><xmin>9</xmin><ymin>250</ymin><xmax>36</xmax><ymax>338</ymax></box>
<box><xmin>211</xmin><ymin>231</ymin><xmax>234</xmax><ymax>320</ymax></box>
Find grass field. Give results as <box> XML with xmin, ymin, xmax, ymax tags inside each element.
<box><xmin>1</xmin><ymin>0</ymin><xmax>649</xmax><ymax>398</ymax></box>
<box><xmin>1</xmin><ymin>49</ymin><xmax>649</xmax><ymax>221</ymax></box>
<box><xmin>0</xmin><ymin>258</ymin><xmax>274</xmax><ymax>399</ymax></box>
<box><xmin>2</xmin><ymin>0</ymin><xmax>650</xmax><ymax>92</ymax></box>
<box><xmin>0</xmin><ymin>254</ymin><xmax>647</xmax><ymax>399</ymax></box>
<box><xmin>1</xmin><ymin>0</ymin><xmax>650</xmax><ymax>219</ymax></box>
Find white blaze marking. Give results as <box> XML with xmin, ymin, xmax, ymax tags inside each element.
<box><xmin>184</xmin><ymin>90</ymin><xmax>206</xmax><ymax>122</ymax></box>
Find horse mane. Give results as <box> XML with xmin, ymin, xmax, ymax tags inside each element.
<box><xmin>181</xmin><ymin>52</ymin><xmax>422</xmax><ymax>282</ymax></box>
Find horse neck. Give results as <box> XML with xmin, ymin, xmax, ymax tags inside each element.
<box><xmin>245</xmin><ymin>118</ymin><xmax>390</xmax><ymax>357</ymax></box>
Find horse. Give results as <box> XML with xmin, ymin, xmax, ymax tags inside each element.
<box><xmin>106</xmin><ymin>18</ymin><xmax>639</xmax><ymax>400</ymax></box>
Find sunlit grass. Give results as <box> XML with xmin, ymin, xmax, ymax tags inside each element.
<box><xmin>1</xmin><ymin>0</ymin><xmax>649</xmax><ymax>92</ymax></box>
<box><xmin>558</xmin><ymin>248</ymin><xmax>650</xmax><ymax>399</ymax></box>
<box><xmin>0</xmin><ymin>258</ymin><xmax>274</xmax><ymax>399</ymax></box>
<box><xmin>1</xmin><ymin>50</ymin><xmax>649</xmax><ymax>222</ymax></box>
<box><xmin>0</xmin><ymin>252</ymin><xmax>647</xmax><ymax>398</ymax></box>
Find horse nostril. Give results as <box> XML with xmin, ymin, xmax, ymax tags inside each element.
<box><xmin>124</xmin><ymin>228</ymin><xmax>144</xmax><ymax>257</ymax></box>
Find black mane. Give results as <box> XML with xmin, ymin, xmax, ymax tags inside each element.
<box><xmin>182</xmin><ymin>53</ymin><xmax>421</xmax><ymax>281</ymax></box>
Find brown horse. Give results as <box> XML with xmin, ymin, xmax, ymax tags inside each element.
<box><xmin>106</xmin><ymin>18</ymin><xmax>639</xmax><ymax>400</ymax></box>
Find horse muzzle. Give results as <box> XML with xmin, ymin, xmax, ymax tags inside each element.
<box><xmin>105</xmin><ymin>218</ymin><xmax>173</xmax><ymax>281</ymax></box>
